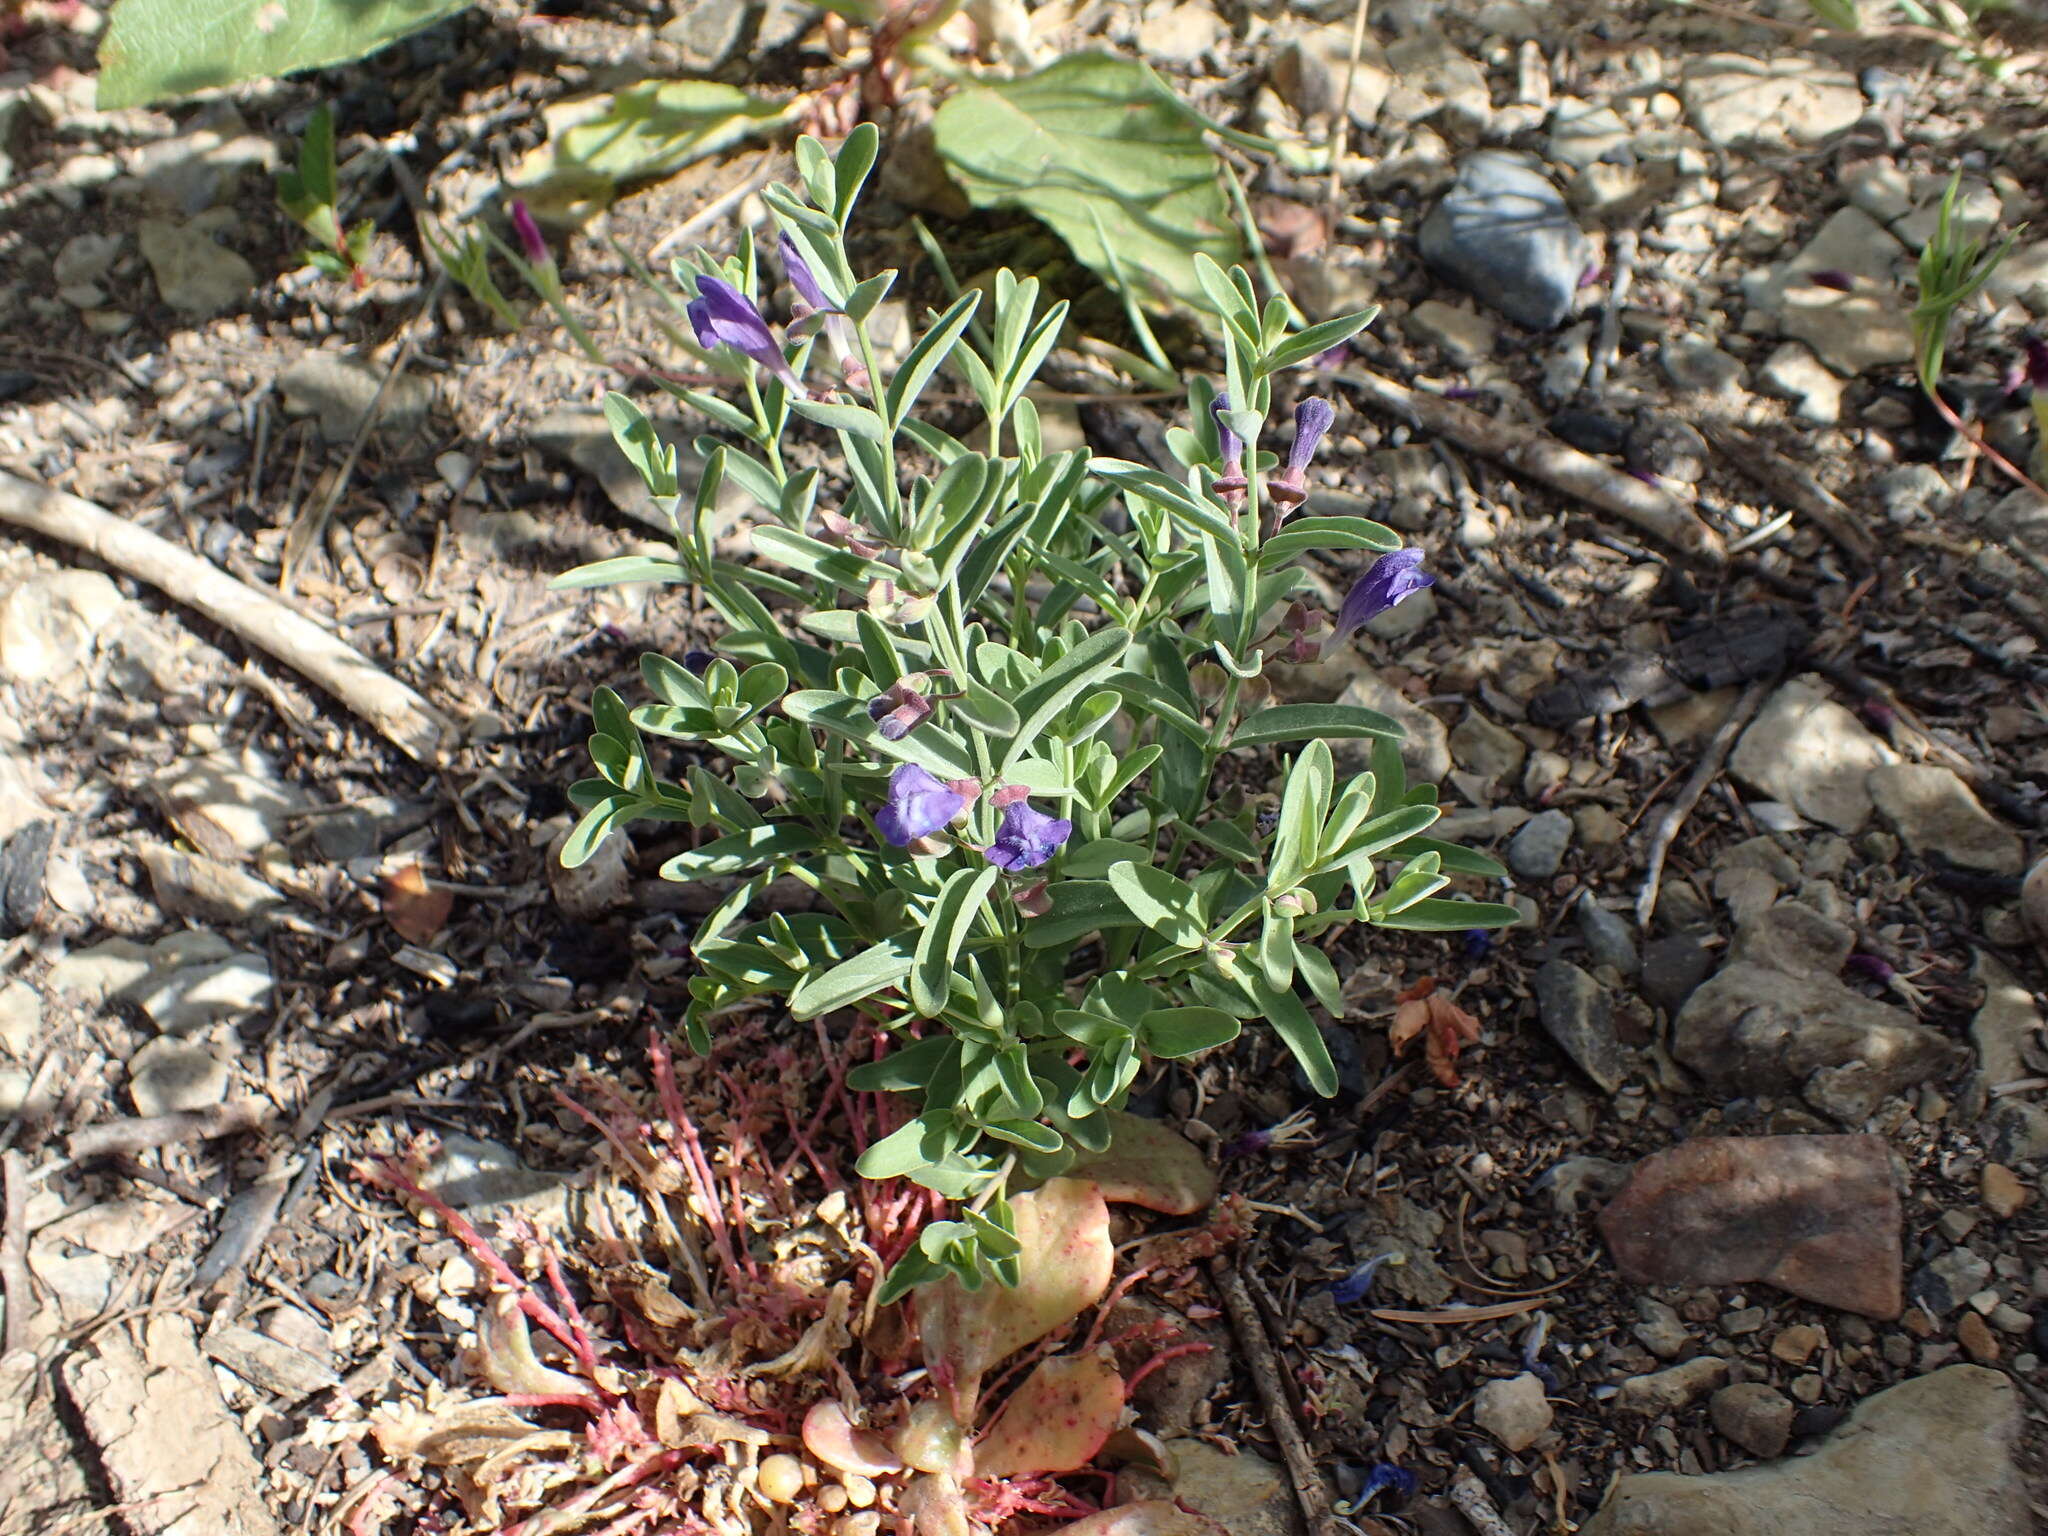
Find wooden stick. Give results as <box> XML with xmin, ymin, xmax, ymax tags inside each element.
<box><xmin>1585</xmin><ymin>228</ymin><xmax>1635</xmax><ymax>396</ymax></box>
<box><xmin>1209</xmin><ymin>1258</ymin><xmax>1343</xmax><ymax>1536</ymax></box>
<box><xmin>1335</xmin><ymin>369</ymin><xmax>1728</xmax><ymax>565</ymax></box>
<box><xmin>0</xmin><ymin>470</ymin><xmax>455</xmax><ymax>766</ymax></box>
<box><xmin>1700</xmin><ymin>423</ymin><xmax>1879</xmax><ymax>567</ymax></box>
<box><xmin>1448</xmin><ymin>1471</ymin><xmax>1516</xmax><ymax>1536</ymax></box>
<box><xmin>1</xmin><ymin>1149</ymin><xmax>31</xmax><ymax>1355</ymax></box>
<box><xmin>67</xmin><ymin>1100</ymin><xmax>268</xmax><ymax>1161</ymax></box>
<box><xmin>1635</xmin><ymin>679</ymin><xmax>1768</xmax><ymax>929</ymax></box>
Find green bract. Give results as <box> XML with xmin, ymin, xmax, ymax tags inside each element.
<box><xmin>553</xmin><ymin>126</ymin><xmax>1517</xmax><ymax>1300</ymax></box>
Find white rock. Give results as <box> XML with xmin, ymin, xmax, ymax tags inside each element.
<box><xmin>133</xmin><ymin>952</ymin><xmax>272</xmax><ymax>1036</ymax></box>
<box><xmin>1756</xmin><ymin>343</ymin><xmax>1842</xmax><ymax>424</ymax></box>
<box><xmin>1661</xmin><ymin>336</ymin><xmax>1745</xmax><ymax>395</ymax></box>
<box><xmin>1892</xmin><ymin>175</ymin><xmax>2002</xmax><ymax>251</ymax></box>
<box><xmin>1867</xmin><ymin>763</ymin><xmax>2023</xmax><ymax>875</ymax></box>
<box><xmin>0</xmin><ymin>570</ymin><xmax>128</xmax><ymax>683</ymax></box>
<box><xmin>158</xmin><ymin>751</ymin><xmax>311</xmax><ymax>863</ymax></box>
<box><xmin>1136</xmin><ymin>1</ymin><xmax>1225</xmax><ymax>64</ymax></box>
<box><xmin>0</xmin><ymin>979</ymin><xmax>39</xmax><ymax>1056</ymax></box>
<box><xmin>1729</xmin><ymin>677</ymin><xmax>1897</xmax><ymax>833</ymax></box>
<box><xmin>1405</xmin><ymin>298</ymin><xmax>1497</xmax><ymax>364</ymax></box>
<box><xmin>1475</xmin><ymin>1371</ymin><xmax>1554</xmax><ymax>1452</ymax></box>
<box><xmin>1547</xmin><ymin>97</ymin><xmax>1630</xmax><ymax>168</ymax></box>
<box><xmin>53</xmin><ymin>232</ymin><xmax>122</xmax><ymax>289</ymax></box>
<box><xmin>1681</xmin><ymin>55</ymin><xmax>1863</xmax><ymax>149</ymax></box>
<box><xmin>127</xmin><ymin>1035</ymin><xmax>230</xmax><ymax>1116</ymax></box>
<box><xmin>137</xmin><ymin>214</ymin><xmax>257</xmax><ymax>317</ymax></box>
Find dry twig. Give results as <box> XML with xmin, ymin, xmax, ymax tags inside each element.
<box><xmin>1585</xmin><ymin>227</ymin><xmax>1635</xmax><ymax>396</ymax></box>
<box><xmin>1635</xmin><ymin>679</ymin><xmax>1769</xmax><ymax>929</ymax></box>
<box><xmin>1335</xmin><ymin>369</ymin><xmax>1727</xmax><ymax>564</ymax></box>
<box><xmin>1701</xmin><ymin>423</ymin><xmax>1879</xmax><ymax>567</ymax></box>
<box><xmin>1448</xmin><ymin>1470</ymin><xmax>1516</xmax><ymax>1536</ymax></box>
<box><xmin>2</xmin><ymin>1148</ymin><xmax>31</xmax><ymax>1355</ymax></box>
<box><xmin>68</xmin><ymin>1101</ymin><xmax>268</xmax><ymax>1162</ymax></box>
<box><xmin>0</xmin><ymin>470</ymin><xmax>455</xmax><ymax>766</ymax></box>
<box><xmin>1209</xmin><ymin>1258</ymin><xmax>1344</xmax><ymax>1536</ymax></box>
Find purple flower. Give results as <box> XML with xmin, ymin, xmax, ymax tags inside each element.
<box><xmin>1270</xmin><ymin>396</ymin><xmax>1335</xmax><ymax>510</ymax></box>
<box><xmin>1355</xmin><ymin>1464</ymin><xmax>1417</xmax><ymax>1506</ymax></box>
<box><xmin>681</xmin><ymin>649</ymin><xmax>716</xmax><ymax>675</ymax></box>
<box><xmin>1808</xmin><ymin>268</ymin><xmax>1855</xmax><ymax>292</ymax></box>
<box><xmin>1209</xmin><ymin>392</ymin><xmax>1246</xmax><ymax>506</ymax></box>
<box><xmin>779</xmin><ymin>234</ymin><xmax>831</xmax><ymax>314</ymax></box>
<box><xmin>985</xmin><ymin>800</ymin><xmax>1071</xmax><ymax>871</ymax></box>
<box><xmin>1329</xmin><ymin>1252</ymin><xmax>1399</xmax><ymax>1305</ymax></box>
<box><xmin>779</xmin><ymin>235</ymin><xmax>869</xmax><ymax>391</ymax></box>
<box><xmin>1332</xmin><ymin>548</ymin><xmax>1435</xmax><ymax>637</ymax></box>
<box><xmin>687</xmin><ymin>276</ymin><xmax>802</xmax><ymax>390</ymax></box>
<box><xmin>509</xmin><ymin>200</ymin><xmax>550</xmax><ymax>267</ymax></box>
<box><xmin>874</xmin><ymin>764</ymin><xmax>966</xmax><ymax>847</ymax></box>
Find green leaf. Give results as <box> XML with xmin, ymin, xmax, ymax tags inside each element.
<box><xmin>1325</xmin><ymin>803</ymin><xmax>1442</xmax><ymax>866</ymax></box>
<box><xmin>1140</xmin><ymin>1007</ymin><xmax>1240</xmax><ymax>1058</ymax></box>
<box><xmin>833</xmin><ymin>123</ymin><xmax>881</xmax><ymax>222</ymax></box>
<box><xmin>912</xmin><ymin>865</ymin><xmax>1000</xmax><ymax>1017</ymax></box>
<box><xmin>791</xmin><ymin>399</ymin><xmax>891</xmax><ymax>444</ymax></box>
<box><xmin>549</xmin><ymin>554</ymin><xmax>690</xmax><ymax>590</ymax></box>
<box><xmin>1295</xmin><ymin>941</ymin><xmax>1344</xmax><ymax>1016</ymax></box>
<box><xmin>1004</xmin><ymin>626</ymin><xmax>1132</xmax><ymax>770</ymax></box>
<box><xmin>789</xmin><ymin>936</ymin><xmax>917</xmax><ymax>1019</ymax></box>
<box><xmin>1269</xmin><ymin>740</ymin><xmax>1333</xmax><ymax>891</ymax></box>
<box><xmin>1375</xmin><ymin>898</ymin><xmax>1524</xmax><ymax>931</ymax></box>
<box><xmin>848</xmin><ymin>1035</ymin><xmax>959</xmax><ymax>1092</ymax></box>
<box><xmin>857</xmin><ymin>1111</ymin><xmax>949</xmax><ymax>1179</ymax></box>
<box><xmin>1259</xmin><ymin>308</ymin><xmax>1379</xmax><ymax>375</ymax></box>
<box><xmin>1258</xmin><ymin>515</ymin><xmax>1403</xmax><ymax>567</ymax></box>
<box><xmin>885</xmin><ymin>289</ymin><xmax>982</xmax><ymax>429</ymax></box>
<box><xmin>604</xmin><ymin>391</ymin><xmax>679</xmax><ymax>499</ymax></box>
<box><xmin>1232</xmin><ymin>703</ymin><xmax>1405</xmax><ymax>748</ymax></box>
<box><xmin>1105</xmin><ymin>861</ymin><xmax>1206</xmax><ymax>950</ymax></box>
<box><xmin>930</xmin><ymin>53</ymin><xmax>1244</xmax><ymax>317</ymax></box>
<box><xmin>508</xmin><ymin>81</ymin><xmax>792</xmax><ymax>217</ymax></box>
<box><xmin>1023</xmin><ymin>881</ymin><xmax>1144</xmax><ymax>948</ymax></box>
<box><xmin>1247</xmin><ymin>973</ymin><xmax>1336</xmax><ymax>1096</ymax></box>
<box><xmin>1390</xmin><ymin>837</ymin><xmax>1509</xmax><ymax>879</ymax></box>
<box><xmin>659</xmin><ymin>825</ymin><xmax>817</xmax><ymax>881</ymax></box>
<box><xmin>98</xmin><ymin>0</ymin><xmax>472</xmax><ymax>109</ymax></box>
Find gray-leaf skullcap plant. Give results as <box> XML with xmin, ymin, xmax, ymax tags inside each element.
<box><xmin>778</xmin><ymin>234</ymin><xmax>870</xmax><ymax>390</ymax></box>
<box><xmin>1269</xmin><ymin>396</ymin><xmax>1336</xmax><ymax>511</ymax></box>
<box><xmin>1331</xmin><ymin>548</ymin><xmax>1435</xmax><ymax>643</ymax></box>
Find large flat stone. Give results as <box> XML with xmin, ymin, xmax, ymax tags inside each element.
<box><xmin>1729</xmin><ymin>677</ymin><xmax>1896</xmax><ymax>832</ymax></box>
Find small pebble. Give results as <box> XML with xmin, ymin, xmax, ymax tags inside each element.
<box><xmin>758</xmin><ymin>1455</ymin><xmax>805</xmax><ymax>1504</ymax></box>
<box><xmin>1982</xmin><ymin>1163</ymin><xmax>2029</xmax><ymax>1218</ymax></box>
<box><xmin>1710</xmin><ymin>1382</ymin><xmax>1795</xmax><ymax>1459</ymax></box>
<box><xmin>1770</xmin><ymin>1324</ymin><xmax>1824</xmax><ymax>1365</ymax></box>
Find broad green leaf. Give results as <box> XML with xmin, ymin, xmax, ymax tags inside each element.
<box><xmin>1257</xmin><ymin>516</ymin><xmax>1403</xmax><ymax>567</ymax></box>
<box><xmin>1268</xmin><ymin>740</ymin><xmax>1333</xmax><ymax>891</ymax></box>
<box><xmin>1004</xmin><ymin>626</ymin><xmax>1132</xmax><ymax>771</ymax></box>
<box><xmin>1232</xmin><ymin>703</ymin><xmax>1405</xmax><ymax>747</ymax></box>
<box><xmin>886</xmin><ymin>289</ymin><xmax>982</xmax><ymax>428</ymax></box>
<box><xmin>1389</xmin><ymin>837</ymin><xmax>1510</xmax><ymax>879</ymax></box>
<box><xmin>792</xmin><ymin>399</ymin><xmax>891</xmax><ymax>444</ymax></box>
<box><xmin>509</xmin><ymin>81</ymin><xmax>793</xmax><ymax>218</ymax></box>
<box><xmin>1259</xmin><ymin>308</ymin><xmax>1380</xmax><ymax>375</ymax></box>
<box><xmin>930</xmin><ymin>53</ymin><xmax>1244</xmax><ymax>317</ymax></box>
<box><xmin>1247</xmin><ymin>973</ymin><xmax>1336</xmax><ymax>1097</ymax></box>
<box><xmin>1023</xmin><ymin>881</ymin><xmax>1144</xmax><ymax>947</ymax></box>
<box><xmin>847</xmin><ymin>1035</ymin><xmax>958</xmax><ymax>1092</ymax></box>
<box><xmin>1105</xmin><ymin>861</ymin><xmax>1206</xmax><ymax>950</ymax></box>
<box><xmin>912</xmin><ymin>865</ymin><xmax>1000</xmax><ymax>1017</ymax></box>
<box><xmin>98</xmin><ymin>0</ymin><xmax>472</xmax><ymax>109</ymax></box>
<box><xmin>1324</xmin><ymin>803</ymin><xmax>1441</xmax><ymax>866</ymax></box>
<box><xmin>790</xmin><ymin>936</ymin><xmax>917</xmax><ymax>1019</ymax></box>
<box><xmin>1140</xmin><ymin>1007</ymin><xmax>1240</xmax><ymax>1059</ymax></box>
<box><xmin>659</xmin><ymin>825</ymin><xmax>816</xmax><ymax>881</ymax></box>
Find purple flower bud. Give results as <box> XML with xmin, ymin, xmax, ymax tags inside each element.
<box><xmin>687</xmin><ymin>275</ymin><xmax>802</xmax><ymax>390</ymax></box>
<box><xmin>1845</xmin><ymin>952</ymin><xmax>1896</xmax><ymax>985</ymax></box>
<box><xmin>1331</xmin><ymin>548</ymin><xmax>1435</xmax><ymax>638</ymax></box>
<box><xmin>1808</xmin><ymin>268</ymin><xmax>1855</xmax><ymax>292</ymax></box>
<box><xmin>778</xmin><ymin>233</ymin><xmax>831</xmax><ymax>315</ymax></box>
<box><xmin>1209</xmin><ymin>391</ymin><xmax>1247</xmax><ymax>506</ymax></box>
<box><xmin>509</xmin><ymin>200</ymin><xmax>550</xmax><ymax>267</ymax></box>
<box><xmin>1269</xmin><ymin>397</ymin><xmax>1335</xmax><ymax>510</ymax></box>
<box><xmin>985</xmin><ymin>800</ymin><xmax>1072</xmax><ymax>871</ymax></box>
<box><xmin>874</xmin><ymin>763</ymin><xmax>966</xmax><ymax>847</ymax></box>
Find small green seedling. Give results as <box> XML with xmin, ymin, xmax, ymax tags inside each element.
<box><xmin>1912</xmin><ymin>171</ymin><xmax>2021</xmax><ymax>397</ymax></box>
<box><xmin>276</xmin><ymin>103</ymin><xmax>375</xmax><ymax>288</ymax></box>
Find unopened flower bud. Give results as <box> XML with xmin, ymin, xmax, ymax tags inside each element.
<box><xmin>1013</xmin><ymin>879</ymin><xmax>1051</xmax><ymax>918</ymax></box>
<box><xmin>989</xmin><ymin>783</ymin><xmax>1030</xmax><ymax>809</ymax></box>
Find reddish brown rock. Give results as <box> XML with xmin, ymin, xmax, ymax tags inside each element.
<box><xmin>1597</xmin><ymin>1134</ymin><xmax>1901</xmax><ymax>1318</ymax></box>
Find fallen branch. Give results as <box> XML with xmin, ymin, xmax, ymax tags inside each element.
<box><xmin>2</xmin><ymin>1149</ymin><xmax>31</xmax><ymax>1355</ymax></box>
<box><xmin>1209</xmin><ymin>1259</ymin><xmax>1344</xmax><ymax>1536</ymax></box>
<box><xmin>68</xmin><ymin>1100</ymin><xmax>268</xmax><ymax>1161</ymax></box>
<box><xmin>0</xmin><ymin>470</ymin><xmax>455</xmax><ymax>767</ymax></box>
<box><xmin>1636</xmin><ymin>678</ymin><xmax>1769</xmax><ymax>929</ymax></box>
<box><xmin>1448</xmin><ymin>1471</ymin><xmax>1515</xmax><ymax>1536</ymax></box>
<box><xmin>1700</xmin><ymin>423</ymin><xmax>1879</xmax><ymax>567</ymax></box>
<box><xmin>1585</xmin><ymin>227</ymin><xmax>1635</xmax><ymax>396</ymax></box>
<box><xmin>1335</xmin><ymin>368</ymin><xmax>1728</xmax><ymax>565</ymax></box>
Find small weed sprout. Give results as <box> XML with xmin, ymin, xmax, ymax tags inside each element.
<box><xmin>275</xmin><ymin>103</ymin><xmax>375</xmax><ymax>288</ymax></box>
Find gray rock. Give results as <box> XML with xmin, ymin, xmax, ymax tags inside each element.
<box><xmin>1631</xmin><ymin>1298</ymin><xmax>1691</xmax><ymax>1359</ymax></box>
<box><xmin>53</xmin><ymin>233</ymin><xmax>122</xmax><ymax>289</ymax></box>
<box><xmin>1581</xmin><ymin>1367</ymin><xmax>2029</xmax><ymax>1536</ymax></box>
<box><xmin>1537</xmin><ymin>1155</ymin><xmax>1630</xmax><ymax>1213</ymax></box>
<box><xmin>1755</xmin><ymin>343</ymin><xmax>1842</xmax><ymax>424</ymax></box>
<box><xmin>1331</xmin><ymin>670</ymin><xmax>1449</xmax><ymax>784</ymax></box>
<box><xmin>1405</xmin><ymin>298</ymin><xmax>1497</xmax><ymax>363</ymax></box>
<box><xmin>1576</xmin><ymin>893</ymin><xmax>1640</xmax><ymax>976</ymax></box>
<box><xmin>1729</xmin><ymin>677</ymin><xmax>1897</xmax><ymax>833</ymax></box>
<box><xmin>137</xmin><ymin>216</ymin><xmax>257</xmax><ymax>317</ymax></box>
<box><xmin>137</xmin><ymin>844</ymin><xmax>283</xmax><ymax>924</ymax></box>
<box><xmin>1661</xmin><ymin>337</ymin><xmax>1745</xmax><ymax>396</ymax></box>
<box><xmin>421</xmin><ymin>1132</ymin><xmax>568</xmax><ymax>1212</ymax></box>
<box><xmin>1380</xmin><ymin>30</ymin><xmax>1491</xmax><ymax>136</ymax></box>
<box><xmin>0</xmin><ymin>570</ymin><xmax>129</xmax><ymax>684</ymax></box>
<box><xmin>1710</xmin><ymin>1383</ymin><xmax>1795</xmax><ymax>1459</ymax></box>
<box><xmin>1640</xmin><ymin>932</ymin><xmax>1714</xmax><ymax>1014</ymax></box>
<box><xmin>1419</xmin><ymin>152</ymin><xmax>1590</xmax><ymax>331</ymax></box>
<box><xmin>133</xmin><ymin>951</ymin><xmax>273</xmax><ymax>1036</ymax></box>
<box><xmin>1911</xmin><ymin>1246</ymin><xmax>1993</xmax><ymax>1317</ymax></box>
<box><xmin>1344</xmin><ymin>1194</ymin><xmax>1453</xmax><ymax>1303</ymax></box>
<box><xmin>1680</xmin><ymin>55</ymin><xmax>1864</xmax><ymax>149</ymax></box>
<box><xmin>1614</xmin><ymin>1355</ymin><xmax>1728</xmax><ymax>1416</ymax></box>
<box><xmin>532</xmin><ymin>406</ymin><xmax>750</xmax><ymax>537</ymax></box>
<box><xmin>1546</xmin><ymin>97</ymin><xmax>1630</xmax><ymax>168</ymax></box>
<box><xmin>1968</xmin><ymin>954</ymin><xmax>2042</xmax><ymax>1117</ymax></box>
<box><xmin>1982</xmin><ymin>1101</ymin><xmax>2048</xmax><ymax>1163</ymax></box>
<box><xmin>1867</xmin><ymin>763</ymin><xmax>2023</xmax><ymax>875</ymax></box>
<box><xmin>1534</xmin><ymin>960</ymin><xmax>1629</xmax><ymax>1092</ymax></box>
<box><xmin>1273</xmin><ymin>23</ymin><xmax>1394</xmax><ymax>125</ymax></box>
<box><xmin>280</xmin><ymin>353</ymin><xmax>435</xmax><ymax>446</ymax></box>
<box><xmin>1135</xmin><ymin>2</ymin><xmax>1226</xmax><ymax>65</ymax></box>
<box><xmin>1507</xmin><ymin>808</ymin><xmax>1573</xmax><ymax>878</ymax></box>
<box><xmin>1159</xmin><ymin>1440</ymin><xmax>1296</xmax><ymax>1536</ymax></box>
<box><xmin>1365</xmin><ymin>582</ymin><xmax>1437</xmax><ymax>641</ymax></box>
<box><xmin>1449</xmin><ymin>710</ymin><xmax>1526</xmax><ymax>783</ymax></box>
<box><xmin>1674</xmin><ymin>901</ymin><xmax>1966</xmax><ymax>1122</ymax></box>
<box><xmin>1624</xmin><ymin>416</ymin><xmax>1709</xmax><ymax>484</ymax></box>
<box><xmin>1474</xmin><ymin>1372</ymin><xmax>1553</xmax><ymax>1452</ymax></box>
<box><xmin>1874</xmin><ymin>464</ymin><xmax>1952</xmax><ymax>522</ymax></box>
<box><xmin>127</xmin><ymin>1036</ymin><xmax>231</xmax><ymax>1116</ymax></box>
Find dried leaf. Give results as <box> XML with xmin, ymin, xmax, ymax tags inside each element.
<box><xmin>468</xmin><ymin>1293</ymin><xmax>589</xmax><ymax>1398</ymax></box>
<box><xmin>382</xmin><ymin>863</ymin><xmax>452</xmax><ymax>944</ymax></box>
<box><xmin>1066</xmin><ymin>1113</ymin><xmax>1216</xmax><ymax>1215</ymax></box>
<box><xmin>973</xmin><ymin>1348</ymin><xmax>1124</xmax><ymax>1478</ymax></box>
<box><xmin>918</xmin><ymin>1178</ymin><xmax>1113</xmax><ymax>1418</ymax></box>
<box><xmin>1390</xmin><ymin>978</ymin><xmax>1482</xmax><ymax>1088</ymax></box>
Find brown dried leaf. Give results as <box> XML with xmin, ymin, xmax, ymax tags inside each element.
<box><xmin>382</xmin><ymin>862</ymin><xmax>453</xmax><ymax>944</ymax></box>
<box><xmin>1066</xmin><ymin>1113</ymin><xmax>1216</xmax><ymax>1215</ymax></box>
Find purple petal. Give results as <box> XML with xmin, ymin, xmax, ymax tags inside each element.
<box><xmin>875</xmin><ymin>763</ymin><xmax>965</xmax><ymax>847</ymax></box>
<box><xmin>1334</xmin><ymin>548</ymin><xmax>1435</xmax><ymax>636</ymax></box>
<box><xmin>779</xmin><ymin>234</ymin><xmax>832</xmax><ymax>314</ymax></box>
<box><xmin>985</xmin><ymin>801</ymin><xmax>1071</xmax><ymax>871</ymax></box>
<box><xmin>689</xmin><ymin>276</ymin><xmax>790</xmax><ymax>378</ymax></box>
<box><xmin>1287</xmin><ymin>396</ymin><xmax>1335</xmax><ymax>472</ymax></box>
<box><xmin>510</xmin><ymin>200</ymin><xmax>549</xmax><ymax>266</ymax></box>
<box><xmin>1209</xmin><ymin>390</ymin><xmax>1241</xmax><ymax>463</ymax></box>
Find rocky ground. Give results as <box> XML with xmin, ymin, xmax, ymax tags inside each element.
<box><xmin>2</xmin><ymin>0</ymin><xmax>2048</xmax><ymax>1533</ymax></box>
